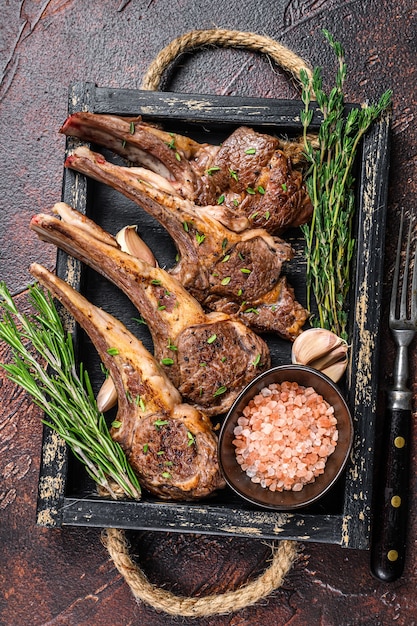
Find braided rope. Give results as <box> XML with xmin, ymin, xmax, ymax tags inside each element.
<box><xmin>141</xmin><ymin>28</ymin><xmax>312</xmax><ymax>91</ymax></box>
<box><xmin>103</xmin><ymin>528</ymin><xmax>299</xmax><ymax>617</ymax></box>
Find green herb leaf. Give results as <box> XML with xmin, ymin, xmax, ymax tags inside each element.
<box><xmin>0</xmin><ymin>282</ymin><xmax>141</xmax><ymax>500</ymax></box>
<box><xmin>221</xmin><ymin>276</ymin><xmax>231</xmax><ymax>285</ymax></box>
<box><xmin>300</xmin><ymin>30</ymin><xmax>392</xmax><ymax>339</ymax></box>
<box><xmin>160</xmin><ymin>358</ymin><xmax>174</xmax><ymax>366</ymax></box>
<box><xmin>207</xmin><ymin>334</ymin><xmax>217</xmax><ymax>344</ymax></box>
<box><xmin>244</xmin><ymin>147</ymin><xmax>256</xmax><ymax>155</ymax></box>
<box><xmin>107</xmin><ymin>347</ymin><xmax>119</xmax><ymax>356</ymax></box>
<box><xmin>206</xmin><ymin>166</ymin><xmax>221</xmax><ymax>175</ymax></box>
<box><xmin>213</xmin><ymin>385</ymin><xmax>227</xmax><ymax>397</ymax></box>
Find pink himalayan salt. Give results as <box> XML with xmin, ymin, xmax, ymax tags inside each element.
<box><xmin>233</xmin><ymin>381</ymin><xmax>338</xmax><ymax>492</ymax></box>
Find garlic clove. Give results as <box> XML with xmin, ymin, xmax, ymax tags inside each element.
<box><xmin>115</xmin><ymin>225</ymin><xmax>157</xmax><ymax>266</ymax></box>
<box><xmin>96</xmin><ymin>375</ymin><xmax>118</xmax><ymax>413</ymax></box>
<box><xmin>291</xmin><ymin>327</ymin><xmax>348</xmax><ymax>383</ymax></box>
<box><xmin>97</xmin><ymin>226</ymin><xmax>158</xmax><ymax>411</ymax></box>
<box><xmin>292</xmin><ymin>327</ymin><xmax>346</xmax><ymax>366</ymax></box>
<box><xmin>321</xmin><ymin>358</ymin><xmax>349</xmax><ymax>383</ymax></box>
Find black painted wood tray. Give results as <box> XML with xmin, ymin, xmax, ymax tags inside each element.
<box><xmin>36</xmin><ymin>83</ymin><xmax>391</xmax><ymax>550</ymax></box>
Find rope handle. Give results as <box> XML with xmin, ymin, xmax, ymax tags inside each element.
<box><xmin>103</xmin><ymin>29</ymin><xmax>310</xmax><ymax>616</ymax></box>
<box><xmin>103</xmin><ymin>528</ymin><xmax>299</xmax><ymax>617</ymax></box>
<box><xmin>140</xmin><ymin>28</ymin><xmax>313</xmax><ymax>92</ymax></box>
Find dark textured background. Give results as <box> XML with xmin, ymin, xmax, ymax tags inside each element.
<box><xmin>1</xmin><ymin>1</ymin><xmax>416</xmax><ymax>624</ymax></box>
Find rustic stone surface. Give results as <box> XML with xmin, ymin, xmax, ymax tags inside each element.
<box><xmin>1</xmin><ymin>1</ymin><xmax>416</xmax><ymax>624</ymax></box>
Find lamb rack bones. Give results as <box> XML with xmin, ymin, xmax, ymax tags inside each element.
<box><xmin>65</xmin><ymin>146</ymin><xmax>308</xmax><ymax>340</ymax></box>
<box><xmin>30</xmin><ymin>263</ymin><xmax>225</xmax><ymax>500</ymax></box>
<box><xmin>30</xmin><ymin>203</ymin><xmax>271</xmax><ymax>416</ymax></box>
<box><xmin>60</xmin><ymin>112</ymin><xmax>312</xmax><ymax>234</ymax></box>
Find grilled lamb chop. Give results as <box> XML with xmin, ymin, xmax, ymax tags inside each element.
<box><xmin>65</xmin><ymin>146</ymin><xmax>308</xmax><ymax>340</ymax></box>
<box><xmin>30</xmin><ymin>263</ymin><xmax>225</xmax><ymax>500</ymax></box>
<box><xmin>30</xmin><ymin>204</ymin><xmax>271</xmax><ymax>416</ymax></box>
<box><xmin>60</xmin><ymin>112</ymin><xmax>312</xmax><ymax>234</ymax></box>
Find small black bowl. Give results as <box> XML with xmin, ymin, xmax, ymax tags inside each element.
<box><xmin>218</xmin><ymin>365</ymin><xmax>353</xmax><ymax>510</ymax></box>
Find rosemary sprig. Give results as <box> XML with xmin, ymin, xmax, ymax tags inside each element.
<box><xmin>0</xmin><ymin>282</ymin><xmax>141</xmax><ymax>500</ymax></box>
<box><xmin>300</xmin><ymin>30</ymin><xmax>392</xmax><ymax>340</ymax></box>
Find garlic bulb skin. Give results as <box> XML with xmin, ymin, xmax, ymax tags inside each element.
<box><xmin>291</xmin><ymin>328</ymin><xmax>348</xmax><ymax>383</ymax></box>
<box><xmin>96</xmin><ymin>375</ymin><xmax>118</xmax><ymax>412</ymax></box>
<box><xmin>115</xmin><ymin>225</ymin><xmax>157</xmax><ymax>266</ymax></box>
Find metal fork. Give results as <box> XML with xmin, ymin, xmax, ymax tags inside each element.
<box><xmin>371</xmin><ymin>209</ymin><xmax>417</xmax><ymax>582</ymax></box>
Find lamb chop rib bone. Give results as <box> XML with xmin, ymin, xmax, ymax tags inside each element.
<box><xmin>65</xmin><ymin>146</ymin><xmax>308</xmax><ymax>340</ymax></box>
<box><xmin>60</xmin><ymin>112</ymin><xmax>313</xmax><ymax>234</ymax></box>
<box><xmin>30</xmin><ymin>204</ymin><xmax>271</xmax><ymax>417</ymax></box>
<box><xmin>30</xmin><ymin>263</ymin><xmax>224</xmax><ymax>500</ymax></box>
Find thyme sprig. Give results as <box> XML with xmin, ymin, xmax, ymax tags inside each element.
<box><xmin>300</xmin><ymin>30</ymin><xmax>392</xmax><ymax>339</ymax></box>
<box><xmin>0</xmin><ymin>282</ymin><xmax>141</xmax><ymax>500</ymax></box>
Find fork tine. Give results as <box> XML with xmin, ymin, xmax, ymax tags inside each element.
<box><xmin>411</xmin><ymin>220</ymin><xmax>417</xmax><ymax>320</ymax></box>
<box><xmin>399</xmin><ymin>218</ymin><xmax>412</xmax><ymax>319</ymax></box>
<box><xmin>390</xmin><ymin>209</ymin><xmax>404</xmax><ymax>320</ymax></box>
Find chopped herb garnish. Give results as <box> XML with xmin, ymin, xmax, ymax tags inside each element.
<box><xmin>167</xmin><ymin>339</ymin><xmax>177</xmax><ymax>351</ymax></box>
<box><xmin>111</xmin><ymin>420</ymin><xmax>122</xmax><ymax>428</ymax></box>
<box><xmin>217</xmin><ymin>194</ymin><xmax>225</xmax><ymax>205</ymax></box>
<box><xmin>222</xmin><ymin>254</ymin><xmax>230</xmax><ymax>263</ymax></box>
<box><xmin>129</xmin><ymin>121</ymin><xmax>135</xmax><ymax>134</ymax></box>
<box><xmin>160</xmin><ymin>357</ymin><xmax>174</xmax><ymax>366</ymax></box>
<box><xmin>143</xmin><ymin>443</ymin><xmax>149</xmax><ymax>453</ymax></box>
<box><xmin>206</xmin><ymin>166</ymin><xmax>221</xmax><ymax>175</ymax></box>
<box><xmin>166</xmin><ymin>136</ymin><xmax>175</xmax><ymax>149</ymax></box>
<box><xmin>157</xmin><ymin>302</ymin><xmax>166</xmax><ymax>311</ymax></box>
<box><xmin>100</xmin><ymin>363</ymin><xmax>109</xmax><ymax>377</ymax></box>
<box><xmin>229</xmin><ymin>168</ymin><xmax>239</xmax><ymax>181</ymax></box>
<box><xmin>164</xmin><ymin>460</ymin><xmax>173</xmax><ymax>466</ymax></box>
<box><xmin>220</xmin><ymin>356</ymin><xmax>227</xmax><ymax>362</ymax></box>
<box><xmin>221</xmin><ymin>276</ymin><xmax>231</xmax><ymax>285</ymax></box>
<box><xmin>154</xmin><ymin>419</ymin><xmax>169</xmax><ymax>429</ymax></box>
<box><xmin>214</xmin><ymin>385</ymin><xmax>227</xmax><ymax>397</ymax></box>
<box><xmin>281</xmin><ymin>183</ymin><xmax>288</xmax><ymax>191</ymax></box>
<box><xmin>244</xmin><ymin>307</ymin><xmax>259</xmax><ymax>315</ymax></box>
<box><xmin>187</xmin><ymin>431</ymin><xmax>195</xmax><ymax>446</ymax></box>
<box><xmin>151</xmin><ymin>279</ymin><xmax>162</xmax><ymax>285</ymax></box>
<box><xmin>161</xmin><ymin>471</ymin><xmax>172</xmax><ymax>479</ymax></box>
<box><xmin>175</xmin><ymin>152</ymin><xmax>181</xmax><ymax>162</ymax></box>
<box><xmin>264</xmin><ymin>210</ymin><xmax>270</xmax><ymax>220</ymax></box>
<box><xmin>121</xmin><ymin>139</ymin><xmax>126</xmax><ymax>149</ymax></box>
<box><xmin>237</xmin><ymin>288</ymin><xmax>243</xmax><ymax>296</ymax></box>
<box><xmin>107</xmin><ymin>347</ymin><xmax>119</xmax><ymax>356</ymax></box>
<box><xmin>240</xmin><ymin>268</ymin><xmax>251</xmax><ymax>274</ymax></box>
<box><xmin>132</xmin><ymin>315</ymin><xmax>146</xmax><ymax>325</ymax></box>
<box><xmin>250</xmin><ymin>211</ymin><xmax>259</xmax><ymax>220</ymax></box>
<box><xmin>183</xmin><ymin>221</ymin><xmax>189</xmax><ymax>232</ymax></box>
<box><xmin>257</xmin><ymin>185</ymin><xmax>265</xmax><ymax>194</ymax></box>
<box><xmin>207</xmin><ymin>334</ymin><xmax>217</xmax><ymax>344</ymax></box>
<box><xmin>199</xmin><ymin>362</ymin><xmax>207</xmax><ymax>367</ymax></box>
<box><xmin>222</xmin><ymin>238</ymin><xmax>228</xmax><ymax>250</ymax></box>
<box><xmin>246</xmin><ymin>187</ymin><xmax>256</xmax><ymax>195</ymax></box>
<box><xmin>233</xmin><ymin>199</ymin><xmax>239</xmax><ymax>206</ymax></box>
<box><xmin>244</xmin><ymin>147</ymin><xmax>256</xmax><ymax>155</ymax></box>
<box><xmin>196</xmin><ymin>232</ymin><xmax>206</xmax><ymax>245</ymax></box>
<box><xmin>135</xmin><ymin>395</ymin><xmax>146</xmax><ymax>412</ymax></box>
<box><xmin>252</xmin><ymin>354</ymin><xmax>261</xmax><ymax>367</ymax></box>
<box><xmin>157</xmin><ymin>450</ymin><xmax>165</xmax><ymax>456</ymax></box>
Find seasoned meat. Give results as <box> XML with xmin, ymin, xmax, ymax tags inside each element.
<box><xmin>65</xmin><ymin>147</ymin><xmax>308</xmax><ymax>339</ymax></box>
<box><xmin>30</xmin><ymin>204</ymin><xmax>271</xmax><ymax>416</ymax></box>
<box><xmin>60</xmin><ymin>112</ymin><xmax>312</xmax><ymax>234</ymax></box>
<box><xmin>30</xmin><ymin>263</ymin><xmax>225</xmax><ymax>500</ymax></box>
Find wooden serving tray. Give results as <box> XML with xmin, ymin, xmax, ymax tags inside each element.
<box><xmin>36</xmin><ymin>83</ymin><xmax>391</xmax><ymax>550</ymax></box>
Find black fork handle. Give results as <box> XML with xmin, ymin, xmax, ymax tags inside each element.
<box><xmin>370</xmin><ymin>407</ymin><xmax>411</xmax><ymax>582</ymax></box>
